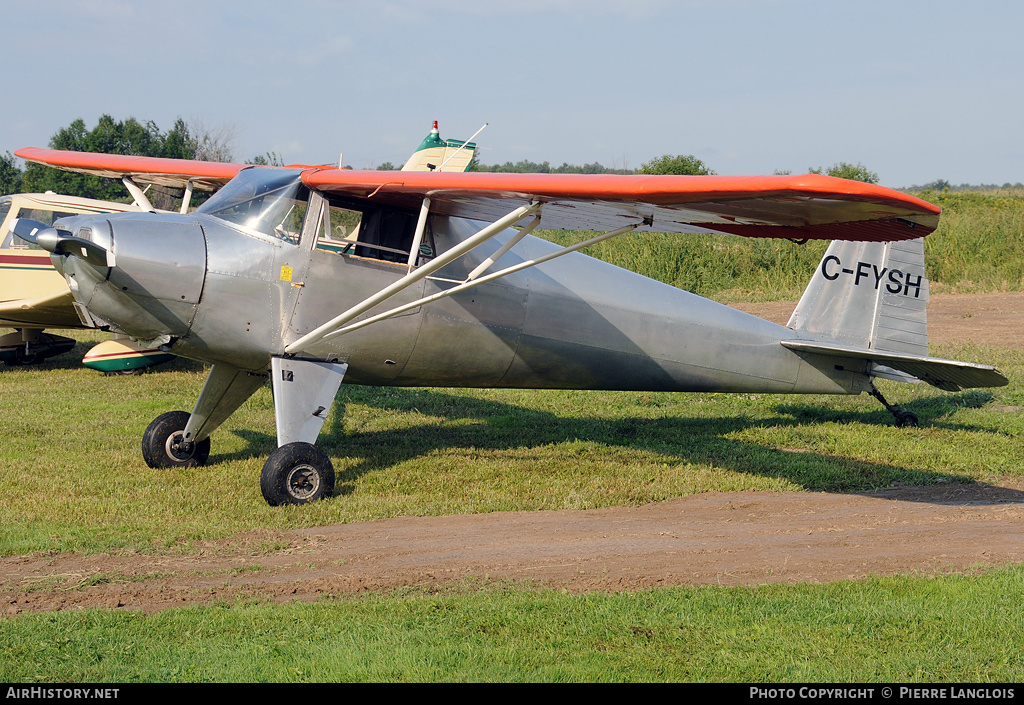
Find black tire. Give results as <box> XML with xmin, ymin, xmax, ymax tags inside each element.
<box><xmin>105</xmin><ymin>368</ymin><xmax>145</xmax><ymax>377</ymax></box>
<box><xmin>4</xmin><ymin>348</ymin><xmax>40</xmax><ymax>366</ymax></box>
<box><xmin>260</xmin><ymin>442</ymin><xmax>335</xmax><ymax>506</ymax></box>
<box><xmin>141</xmin><ymin>411</ymin><xmax>211</xmax><ymax>468</ymax></box>
<box><xmin>895</xmin><ymin>411</ymin><xmax>919</xmax><ymax>428</ymax></box>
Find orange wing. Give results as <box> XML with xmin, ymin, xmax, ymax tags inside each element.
<box><xmin>17</xmin><ymin>148</ymin><xmax>940</xmax><ymax>241</ymax></box>
<box><xmin>302</xmin><ymin>169</ymin><xmax>939</xmax><ymax>242</ymax></box>
<box><xmin>18</xmin><ymin>148</ymin><xmax>253</xmax><ymax>192</ymax></box>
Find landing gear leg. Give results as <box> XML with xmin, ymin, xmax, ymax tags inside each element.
<box><xmin>868</xmin><ymin>384</ymin><xmax>919</xmax><ymax>428</ymax></box>
<box><xmin>260</xmin><ymin>357</ymin><xmax>348</xmax><ymax>506</ymax></box>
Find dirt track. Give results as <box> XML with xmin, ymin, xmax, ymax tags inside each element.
<box><xmin>3</xmin><ymin>293</ymin><xmax>1022</xmax><ymax>615</ymax></box>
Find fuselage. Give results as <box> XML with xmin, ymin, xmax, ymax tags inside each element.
<box><xmin>50</xmin><ymin>169</ymin><xmax>864</xmax><ymax>397</ymax></box>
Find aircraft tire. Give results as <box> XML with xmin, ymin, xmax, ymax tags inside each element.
<box><xmin>260</xmin><ymin>442</ymin><xmax>335</xmax><ymax>506</ymax></box>
<box><xmin>3</xmin><ymin>349</ymin><xmax>41</xmax><ymax>366</ymax></box>
<box><xmin>895</xmin><ymin>411</ymin><xmax>919</xmax><ymax>428</ymax></box>
<box><xmin>142</xmin><ymin>411</ymin><xmax>211</xmax><ymax>468</ymax></box>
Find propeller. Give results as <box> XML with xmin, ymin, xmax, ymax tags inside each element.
<box><xmin>9</xmin><ymin>217</ymin><xmax>52</xmax><ymax>244</ymax></box>
<box><xmin>10</xmin><ymin>218</ymin><xmax>115</xmax><ymax>268</ymax></box>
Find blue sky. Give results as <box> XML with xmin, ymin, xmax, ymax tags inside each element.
<box><xmin>5</xmin><ymin>0</ymin><xmax>1022</xmax><ymax>186</ymax></box>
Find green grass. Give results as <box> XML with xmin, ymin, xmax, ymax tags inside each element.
<box><xmin>3</xmin><ymin>568</ymin><xmax>1023</xmax><ymax>682</ymax></box>
<box><xmin>917</xmin><ymin>189</ymin><xmax>1024</xmax><ymax>293</ymax></box>
<box><xmin>0</xmin><ymin>336</ymin><xmax>1020</xmax><ymax>557</ymax></box>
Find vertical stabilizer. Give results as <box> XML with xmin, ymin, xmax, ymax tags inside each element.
<box><xmin>788</xmin><ymin>238</ymin><xmax>929</xmax><ymax>357</ymax></box>
<box><xmin>401</xmin><ymin>120</ymin><xmax>478</xmax><ymax>173</ymax></box>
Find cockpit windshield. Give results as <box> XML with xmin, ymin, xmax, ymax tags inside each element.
<box><xmin>193</xmin><ymin>168</ymin><xmax>309</xmax><ymax>242</ymax></box>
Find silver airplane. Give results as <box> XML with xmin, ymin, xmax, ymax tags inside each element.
<box><xmin>13</xmin><ymin>143</ymin><xmax>1007</xmax><ymax>505</ymax></box>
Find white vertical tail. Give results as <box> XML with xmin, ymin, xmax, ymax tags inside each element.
<box><xmin>788</xmin><ymin>237</ymin><xmax>929</xmax><ymax>356</ymax></box>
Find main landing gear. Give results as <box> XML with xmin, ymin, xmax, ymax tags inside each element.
<box><xmin>260</xmin><ymin>442</ymin><xmax>335</xmax><ymax>506</ymax></box>
<box><xmin>868</xmin><ymin>384</ymin><xmax>919</xmax><ymax>428</ymax></box>
<box><xmin>0</xmin><ymin>330</ymin><xmax>75</xmax><ymax>367</ymax></box>
<box><xmin>141</xmin><ymin>412</ymin><xmax>336</xmax><ymax>506</ymax></box>
<box><xmin>139</xmin><ymin>359</ymin><xmax>347</xmax><ymax>506</ymax></box>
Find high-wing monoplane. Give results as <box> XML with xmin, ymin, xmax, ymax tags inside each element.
<box><xmin>14</xmin><ymin>128</ymin><xmax>1007</xmax><ymax>505</ymax></box>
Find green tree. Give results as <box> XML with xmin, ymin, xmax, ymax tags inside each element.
<box><xmin>21</xmin><ymin>115</ymin><xmax>235</xmax><ymax>202</ymax></box>
<box><xmin>0</xmin><ymin>151</ymin><xmax>22</xmax><ymax>196</ymax></box>
<box><xmin>376</xmin><ymin>161</ymin><xmax>397</xmax><ymax>171</ymax></box>
<box><xmin>639</xmin><ymin>154</ymin><xmax>714</xmax><ymax>175</ymax></box>
<box><xmin>808</xmin><ymin>161</ymin><xmax>879</xmax><ymax>184</ymax></box>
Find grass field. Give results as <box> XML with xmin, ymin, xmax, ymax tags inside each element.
<box><xmin>1</xmin><ymin>190</ymin><xmax>1023</xmax><ymax>681</ymax></box>
<box><xmin>3</xmin><ymin>569</ymin><xmax>1024</xmax><ymax>682</ymax></box>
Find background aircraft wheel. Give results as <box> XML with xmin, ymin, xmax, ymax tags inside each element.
<box><xmin>895</xmin><ymin>410</ymin><xmax>919</xmax><ymax>428</ymax></box>
<box><xmin>4</xmin><ymin>349</ymin><xmax>40</xmax><ymax>366</ymax></box>
<box><xmin>141</xmin><ymin>410</ymin><xmax>211</xmax><ymax>468</ymax></box>
<box><xmin>261</xmin><ymin>442</ymin><xmax>335</xmax><ymax>506</ymax></box>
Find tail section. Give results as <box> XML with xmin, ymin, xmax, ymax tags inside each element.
<box><xmin>401</xmin><ymin>121</ymin><xmax>478</xmax><ymax>173</ymax></box>
<box><xmin>785</xmin><ymin>237</ymin><xmax>1007</xmax><ymax>393</ymax></box>
<box><xmin>788</xmin><ymin>237</ymin><xmax>929</xmax><ymax>356</ymax></box>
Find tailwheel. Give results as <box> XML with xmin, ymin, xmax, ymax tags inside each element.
<box><xmin>894</xmin><ymin>410</ymin><xmax>919</xmax><ymax>428</ymax></box>
<box><xmin>260</xmin><ymin>442</ymin><xmax>335</xmax><ymax>506</ymax></box>
<box><xmin>142</xmin><ymin>410</ymin><xmax>211</xmax><ymax>468</ymax></box>
<box><xmin>868</xmin><ymin>384</ymin><xmax>919</xmax><ymax>428</ymax></box>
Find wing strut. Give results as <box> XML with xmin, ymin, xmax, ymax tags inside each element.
<box><xmin>284</xmin><ymin>200</ymin><xmax>541</xmax><ymax>353</ymax></box>
<box><xmin>467</xmin><ymin>215</ymin><xmax>541</xmax><ymax>281</ymax></box>
<box><xmin>406</xmin><ymin>196</ymin><xmax>431</xmax><ymax>272</ymax></box>
<box><xmin>310</xmin><ymin>220</ymin><xmax>642</xmax><ymax>343</ymax></box>
<box><xmin>122</xmin><ymin>176</ymin><xmax>156</xmax><ymax>213</ymax></box>
<box><xmin>180</xmin><ymin>180</ymin><xmax>195</xmax><ymax>214</ymax></box>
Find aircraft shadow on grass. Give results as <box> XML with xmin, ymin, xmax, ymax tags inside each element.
<box><xmin>217</xmin><ymin>386</ymin><xmax>1020</xmax><ymax>507</ymax></box>
<box><xmin>8</xmin><ymin>345</ymin><xmax>1016</xmax><ymax>505</ymax></box>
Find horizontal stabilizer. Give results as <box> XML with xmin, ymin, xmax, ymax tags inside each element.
<box><xmin>781</xmin><ymin>340</ymin><xmax>1008</xmax><ymax>392</ymax></box>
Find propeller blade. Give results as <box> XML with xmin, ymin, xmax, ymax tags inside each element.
<box><xmin>10</xmin><ymin>218</ymin><xmax>116</xmax><ymax>268</ymax></box>
<box><xmin>9</xmin><ymin>217</ymin><xmax>54</xmax><ymax>245</ymax></box>
<box><xmin>49</xmin><ymin>235</ymin><xmax>117</xmax><ymax>269</ymax></box>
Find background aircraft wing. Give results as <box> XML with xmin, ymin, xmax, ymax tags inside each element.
<box><xmin>0</xmin><ymin>288</ymin><xmax>81</xmax><ymax>328</ymax></box>
<box><xmin>303</xmin><ymin>169</ymin><xmax>940</xmax><ymax>241</ymax></box>
<box><xmin>16</xmin><ymin>148</ymin><xmax>253</xmax><ymax>192</ymax></box>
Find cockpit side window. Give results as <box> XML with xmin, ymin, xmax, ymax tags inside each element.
<box><xmin>314</xmin><ymin>202</ymin><xmax>363</xmax><ymax>256</ymax></box>
<box><xmin>314</xmin><ymin>194</ymin><xmax>433</xmax><ymax>265</ymax></box>
<box><xmin>194</xmin><ymin>168</ymin><xmax>309</xmax><ymax>243</ymax></box>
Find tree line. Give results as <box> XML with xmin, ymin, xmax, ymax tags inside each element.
<box><xmin>0</xmin><ymin>115</ymin><xmax>240</xmax><ymax>204</ymax></box>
